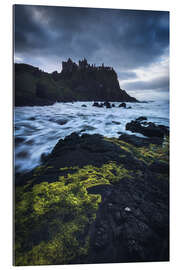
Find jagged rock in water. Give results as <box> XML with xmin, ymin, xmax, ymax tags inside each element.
<box><xmin>126</xmin><ymin>117</ymin><xmax>169</xmax><ymax>138</ymax></box>
<box><xmin>104</xmin><ymin>101</ymin><xmax>111</xmax><ymax>108</ymax></box>
<box><xmin>136</xmin><ymin>116</ymin><xmax>147</xmax><ymax>122</ymax></box>
<box><xmin>112</xmin><ymin>121</ymin><xmax>121</xmax><ymax>125</ymax></box>
<box><xmin>119</xmin><ymin>102</ymin><xmax>126</xmax><ymax>108</ymax></box>
<box><xmin>93</xmin><ymin>102</ymin><xmax>100</xmax><ymax>107</ymax></box>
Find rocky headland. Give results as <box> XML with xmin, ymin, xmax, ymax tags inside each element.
<box><xmin>14</xmin><ymin>58</ymin><xmax>138</xmax><ymax>106</ymax></box>
<box><xmin>15</xmin><ymin>118</ymin><xmax>169</xmax><ymax>266</ymax></box>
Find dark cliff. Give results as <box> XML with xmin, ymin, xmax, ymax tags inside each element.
<box><xmin>14</xmin><ymin>58</ymin><xmax>138</xmax><ymax>106</ymax></box>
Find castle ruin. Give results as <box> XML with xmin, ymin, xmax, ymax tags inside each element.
<box><xmin>61</xmin><ymin>58</ymin><xmax>114</xmax><ymax>73</ymax></box>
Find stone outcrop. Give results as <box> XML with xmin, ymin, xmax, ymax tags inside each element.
<box><xmin>15</xmin><ymin>132</ymin><xmax>169</xmax><ymax>265</ymax></box>
<box><xmin>126</xmin><ymin>117</ymin><xmax>169</xmax><ymax>138</ymax></box>
<box><xmin>119</xmin><ymin>102</ymin><xmax>126</xmax><ymax>108</ymax></box>
<box><xmin>14</xmin><ymin>58</ymin><xmax>138</xmax><ymax>106</ymax></box>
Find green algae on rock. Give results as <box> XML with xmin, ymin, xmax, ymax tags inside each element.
<box><xmin>15</xmin><ymin>178</ymin><xmax>101</xmax><ymax>265</ymax></box>
<box><xmin>15</xmin><ymin>161</ymin><xmax>133</xmax><ymax>265</ymax></box>
<box><xmin>14</xmin><ymin>133</ymin><xmax>169</xmax><ymax>265</ymax></box>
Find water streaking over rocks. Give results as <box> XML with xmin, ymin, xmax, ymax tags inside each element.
<box><xmin>14</xmin><ymin>100</ymin><xmax>169</xmax><ymax>172</ymax></box>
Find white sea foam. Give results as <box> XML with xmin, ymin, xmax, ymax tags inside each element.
<box><xmin>14</xmin><ymin>100</ymin><xmax>169</xmax><ymax>172</ymax></box>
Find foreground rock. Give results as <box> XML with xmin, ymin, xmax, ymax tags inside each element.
<box><xmin>126</xmin><ymin>117</ymin><xmax>169</xmax><ymax>138</ymax></box>
<box><xmin>119</xmin><ymin>134</ymin><xmax>163</xmax><ymax>147</ymax></box>
<box><xmin>15</xmin><ymin>133</ymin><xmax>169</xmax><ymax>265</ymax></box>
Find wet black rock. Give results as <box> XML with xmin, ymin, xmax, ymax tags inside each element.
<box><xmin>28</xmin><ymin>117</ymin><xmax>36</xmax><ymax>120</ymax></box>
<box><xmin>15</xmin><ymin>137</ymin><xmax>25</xmax><ymax>146</ymax></box>
<box><xmin>119</xmin><ymin>134</ymin><xmax>163</xmax><ymax>147</ymax></box>
<box><xmin>87</xmin><ymin>175</ymin><xmax>169</xmax><ymax>263</ymax></box>
<box><xmin>15</xmin><ymin>132</ymin><xmax>169</xmax><ymax>264</ymax></box>
<box><xmin>126</xmin><ymin>117</ymin><xmax>169</xmax><ymax>138</ymax></box>
<box><xmin>49</xmin><ymin>118</ymin><xmax>68</xmax><ymax>125</ymax></box>
<box><xmin>81</xmin><ymin>104</ymin><xmax>87</xmax><ymax>107</ymax></box>
<box><xmin>25</xmin><ymin>139</ymin><xmax>34</xmax><ymax>145</ymax></box>
<box><xmin>40</xmin><ymin>152</ymin><xmax>49</xmax><ymax>163</ymax></box>
<box><xmin>119</xmin><ymin>102</ymin><xmax>126</xmax><ymax>108</ymax></box>
<box><xmin>17</xmin><ymin>150</ymin><xmax>29</xmax><ymax>158</ymax></box>
<box><xmin>104</xmin><ymin>101</ymin><xmax>111</xmax><ymax>108</ymax></box>
<box><xmin>17</xmin><ymin>133</ymin><xmax>145</xmax><ymax>186</ymax></box>
<box><xmin>93</xmin><ymin>102</ymin><xmax>98</xmax><ymax>107</ymax></box>
<box><xmin>112</xmin><ymin>121</ymin><xmax>121</xmax><ymax>125</ymax></box>
<box><xmin>92</xmin><ymin>102</ymin><xmax>103</xmax><ymax>108</ymax></box>
<box><xmin>57</xmin><ymin>119</ymin><xmax>68</xmax><ymax>125</ymax></box>
<box><xmin>136</xmin><ymin>116</ymin><xmax>147</xmax><ymax>122</ymax></box>
<box><xmin>149</xmin><ymin>160</ymin><xmax>169</xmax><ymax>174</ymax></box>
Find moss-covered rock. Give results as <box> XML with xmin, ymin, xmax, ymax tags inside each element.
<box><xmin>15</xmin><ymin>177</ymin><xmax>101</xmax><ymax>265</ymax></box>
<box><xmin>14</xmin><ymin>133</ymin><xmax>169</xmax><ymax>265</ymax></box>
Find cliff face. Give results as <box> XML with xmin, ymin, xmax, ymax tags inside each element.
<box><xmin>14</xmin><ymin>58</ymin><xmax>138</xmax><ymax>106</ymax></box>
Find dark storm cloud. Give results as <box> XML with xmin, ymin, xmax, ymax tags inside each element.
<box><xmin>14</xmin><ymin>5</ymin><xmax>169</xmax><ymax>96</ymax></box>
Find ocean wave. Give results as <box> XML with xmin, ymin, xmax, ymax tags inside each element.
<box><xmin>14</xmin><ymin>100</ymin><xmax>169</xmax><ymax>172</ymax></box>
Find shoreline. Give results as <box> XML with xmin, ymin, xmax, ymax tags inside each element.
<box><xmin>14</xmin><ymin>108</ymin><xmax>169</xmax><ymax>174</ymax></box>
<box><xmin>14</xmin><ymin>122</ymin><xmax>169</xmax><ymax>265</ymax></box>
<box><xmin>14</xmin><ymin>99</ymin><xmax>141</xmax><ymax>108</ymax></box>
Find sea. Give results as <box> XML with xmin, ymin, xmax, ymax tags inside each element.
<box><xmin>14</xmin><ymin>100</ymin><xmax>169</xmax><ymax>173</ymax></box>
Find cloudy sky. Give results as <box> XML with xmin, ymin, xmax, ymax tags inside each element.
<box><xmin>14</xmin><ymin>5</ymin><xmax>169</xmax><ymax>101</ymax></box>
